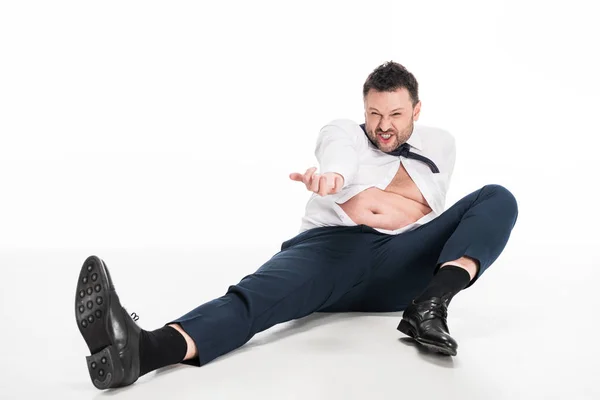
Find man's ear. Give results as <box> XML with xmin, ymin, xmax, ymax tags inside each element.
<box><xmin>413</xmin><ymin>101</ymin><xmax>422</xmax><ymax>121</ymax></box>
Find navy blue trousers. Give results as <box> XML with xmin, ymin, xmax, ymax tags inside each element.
<box><xmin>168</xmin><ymin>184</ymin><xmax>518</xmax><ymax>366</ymax></box>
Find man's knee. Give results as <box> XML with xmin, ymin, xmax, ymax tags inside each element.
<box><xmin>482</xmin><ymin>184</ymin><xmax>518</xmax><ymax>220</ymax></box>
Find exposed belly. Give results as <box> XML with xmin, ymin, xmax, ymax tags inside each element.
<box><xmin>337</xmin><ymin>163</ymin><xmax>432</xmax><ymax>230</ymax></box>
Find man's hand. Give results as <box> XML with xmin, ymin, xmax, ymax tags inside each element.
<box><xmin>289</xmin><ymin>167</ymin><xmax>344</xmax><ymax>196</ymax></box>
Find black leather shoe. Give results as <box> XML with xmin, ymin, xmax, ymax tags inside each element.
<box><xmin>397</xmin><ymin>295</ymin><xmax>458</xmax><ymax>356</ymax></box>
<box><xmin>74</xmin><ymin>255</ymin><xmax>141</xmax><ymax>389</ymax></box>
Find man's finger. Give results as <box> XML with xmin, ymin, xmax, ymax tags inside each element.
<box><xmin>303</xmin><ymin>167</ymin><xmax>317</xmax><ymax>186</ymax></box>
<box><xmin>301</xmin><ymin>168</ymin><xmax>312</xmax><ymax>186</ymax></box>
<box><xmin>333</xmin><ymin>175</ymin><xmax>343</xmax><ymax>193</ymax></box>
<box><xmin>319</xmin><ymin>175</ymin><xmax>331</xmax><ymax>196</ymax></box>
<box><xmin>289</xmin><ymin>172</ymin><xmax>303</xmax><ymax>182</ymax></box>
<box><xmin>317</xmin><ymin>175</ymin><xmax>327</xmax><ymax>196</ymax></box>
<box><xmin>309</xmin><ymin>173</ymin><xmax>320</xmax><ymax>193</ymax></box>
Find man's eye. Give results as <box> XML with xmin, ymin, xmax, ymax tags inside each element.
<box><xmin>371</xmin><ymin>112</ymin><xmax>379</xmax><ymax>115</ymax></box>
<box><xmin>392</xmin><ymin>113</ymin><xmax>402</xmax><ymax>116</ymax></box>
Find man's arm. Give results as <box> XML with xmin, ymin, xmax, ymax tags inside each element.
<box><xmin>290</xmin><ymin>120</ymin><xmax>362</xmax><ymax>196</ymax></box>
<box><xmin>314</xmin><ymin>120</ymin><xmax>361</xmax><ymax>189</ymax></box>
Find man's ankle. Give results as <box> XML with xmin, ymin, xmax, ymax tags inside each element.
<box><xmin>138</xmin><ymin>325</ymin><xmax>189</xmax><ymax>376</ymax></box>
<box><xmin>167</xmin><ymin>323</ymin><xmax>198</xmax><ymax>361</ymax></box>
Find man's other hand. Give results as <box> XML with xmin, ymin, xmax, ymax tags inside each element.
<box><xmin>289</xmin><ymin>167</ymin><xmax>344</xmax><ymax>196</ymax></box>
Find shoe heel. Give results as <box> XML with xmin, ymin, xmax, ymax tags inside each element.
<box><xmin>85</xmin><ymin>345</ymin><xmax>124</xmax><ymax>390</ymax></box>
<box><xmin>397</xmin><ymin>319</ymin><xmax>416</xmax><ymax>338</ymax></box>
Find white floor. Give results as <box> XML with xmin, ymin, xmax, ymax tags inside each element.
<box><xmin>1</xmin><ymin>237</ymin><xmax>597</xmax><ymax>400</ymax></box>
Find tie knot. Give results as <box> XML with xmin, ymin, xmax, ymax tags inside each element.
<box><xmin>386</xmin><ymin>143</ymin><xmax>411</xmax><ymax>157</ymax></box>
<box><xmin>399</xmin><ymin>143</ymin><xmax>411</xmax><ymax>156</ymax></box>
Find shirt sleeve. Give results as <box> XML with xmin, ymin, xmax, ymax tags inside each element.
<box><xmin>314</xmin><ymin>120</ymin><xmax>361</xmax><ymax>188</ymax></box>
<box><xmin>446</xmin><ymin>134</ymin><xmax>457</xmax><ymax>185</ymax></box>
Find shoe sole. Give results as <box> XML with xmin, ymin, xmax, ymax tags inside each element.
<box><xmin>75</xmin><ymin>255</ymin><xmax>125</xmax><ymax>389</ymax></box>
<box><xmin>397</xmin><ymin>320</ymin><xmax>457</xmax><ymax>356</ymax></box>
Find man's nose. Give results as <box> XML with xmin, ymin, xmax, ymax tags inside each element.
<box><xmin>379</xmin><ymin>117</ymin><xmax>392</xmax><ymax>132</ymax></box>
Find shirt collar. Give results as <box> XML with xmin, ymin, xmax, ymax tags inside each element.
<box><xmin>405</xmin><ymin>124</ymin><xmax>422</xmax><ymax>151</ymax></box>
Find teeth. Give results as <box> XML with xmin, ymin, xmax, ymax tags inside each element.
<box><xmin>381</xmin><ymin>134</ymin><xmax>391</xmax><ymax>139</ymax></box>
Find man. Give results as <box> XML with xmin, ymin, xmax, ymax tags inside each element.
<box><xmin>75</xmin><ymin>61</ymin><xmax>518</xmax><ymax>389</ymax></box>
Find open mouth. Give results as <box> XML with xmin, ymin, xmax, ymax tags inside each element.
<box><xmin>378</xmin><ymin>133</ymin><xmax>393</xmax><ymax>143</ymax></box>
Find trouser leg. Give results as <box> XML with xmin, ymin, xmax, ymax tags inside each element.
<box><xmin>166</xmin><ymin>225</ymin><xmax>373</xmax><ymax>365</ymax></box>
<box><xmin>327</xmin><ymin>184</ymin><xmax>519</xmax><ymax>312</ymax></box>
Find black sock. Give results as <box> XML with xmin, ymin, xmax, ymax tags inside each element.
<box><xmin>139</xmin><ymin>325</ymin><xmax>188</xmax><ymax>376</ymax></box>
<box><xmin>414</xmin><ymin>265</ymin><xmax>471</xmax><ymax>303</ymax></box>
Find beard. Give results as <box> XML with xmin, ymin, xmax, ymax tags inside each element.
<box><xmin>367</xmin><ymin>118</ymin><xmax>415</xmax><ymax>152</ymax></box>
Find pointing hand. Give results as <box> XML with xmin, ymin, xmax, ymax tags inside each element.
<box><xmin>289</xmin><ymin>167</ymin><xmax>344</xmax><ymax>196</ymax></box>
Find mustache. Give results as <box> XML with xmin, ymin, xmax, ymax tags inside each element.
<box><xmin>375</xmin><ymin>129</ymin><xmax>397</xmax><ymax>135</ymax></box>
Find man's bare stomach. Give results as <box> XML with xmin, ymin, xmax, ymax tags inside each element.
<box><xmin>337</xmin><ymin>164</ymin><xmax>432</xmax><ymax>231</ymax></box>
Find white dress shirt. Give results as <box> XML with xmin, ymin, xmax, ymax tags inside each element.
<box><xmin>298</xmin><ymin>119</ymin><xmax>456</xmax><ymax>235</ymax></box>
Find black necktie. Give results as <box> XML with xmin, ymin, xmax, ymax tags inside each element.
<box><xmin>360</xmin><ymin>124</ymin><xmax>440</xmax><ymax>174</ymax></box>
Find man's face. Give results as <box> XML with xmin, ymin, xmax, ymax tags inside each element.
<box><xmin>364</xmin><ymin>88</ymin><xmax>421</xmax><ymax>152</ymax></box>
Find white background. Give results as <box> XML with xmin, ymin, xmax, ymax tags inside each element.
<box><xmin>1</xmin><ymin>1</ymin><xmax>599</xmax><ymax>399</ymax></box>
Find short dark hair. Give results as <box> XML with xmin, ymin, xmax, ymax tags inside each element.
<box><xmin>362</xmin><ymin>61</ymin><xmax>420</xmax><ymax>106</ymax></box>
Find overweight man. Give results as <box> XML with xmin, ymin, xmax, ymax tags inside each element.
<box><xmin>74</xmin><ymin>61</ymin><xmax>519</xmax><ymax>389</ymax></box>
